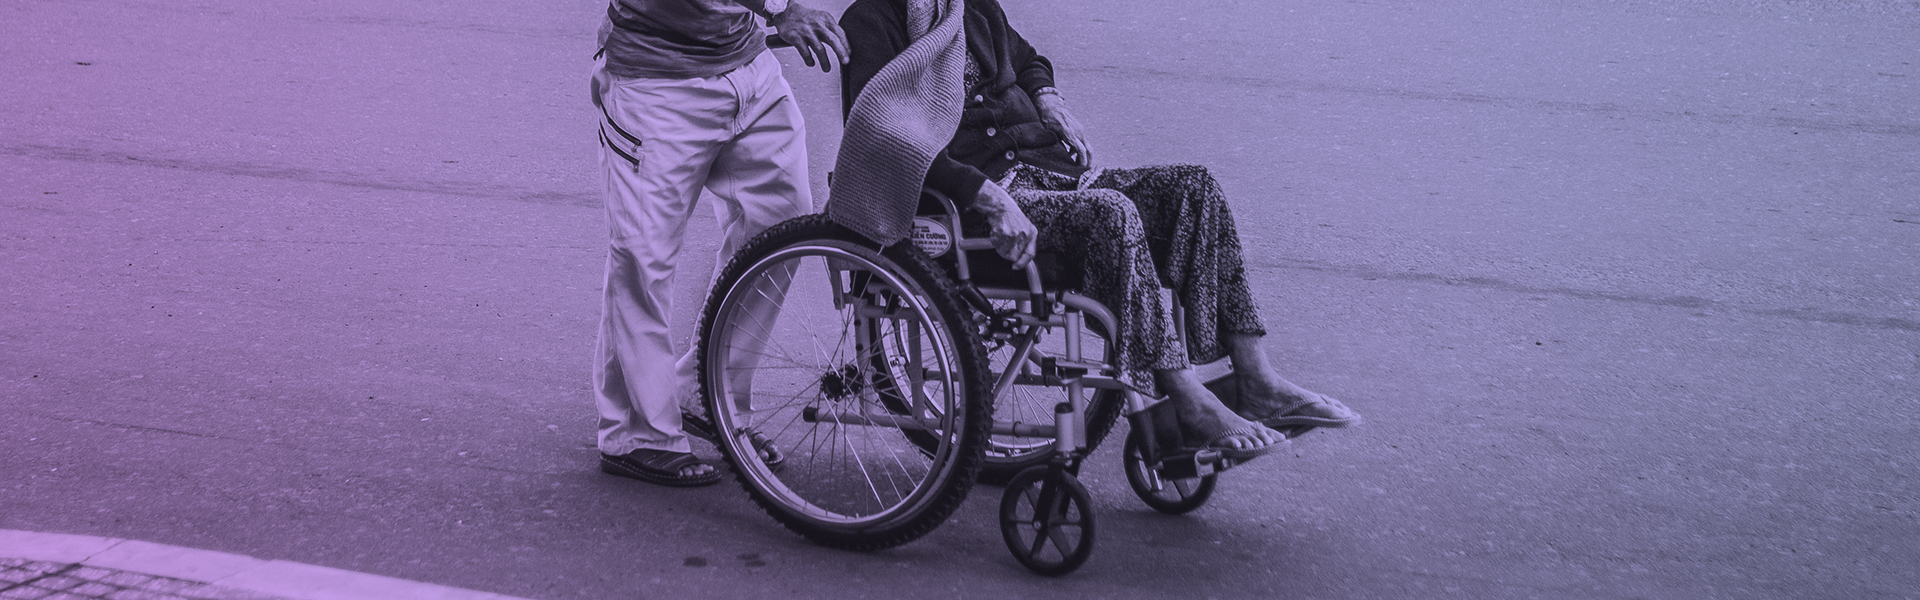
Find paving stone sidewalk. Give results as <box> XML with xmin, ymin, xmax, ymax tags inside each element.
<box><xmin>1</xmin><ymin>558</ymin><xmax>296</xmax><ymax>600</ymax></box>
<box><xmin>1</xmin><ymin>530</ymin><xmax>530</xmax><ymax>600</ymax></box>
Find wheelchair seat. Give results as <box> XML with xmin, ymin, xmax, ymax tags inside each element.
<box><xmin>946</xmin><ymin>248</ymin><xmax>1082</xmax><ymax>291</ymax></box>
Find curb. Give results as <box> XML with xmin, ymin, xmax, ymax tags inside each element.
<box><xmin>0</xmin><ymin>530</ymin><xmax>534</xmax><ymax>600</ymax></box>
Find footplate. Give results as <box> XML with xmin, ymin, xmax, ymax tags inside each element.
<box><xmin>1152</xmin><ymin>449</ymin><xmax>1237</xmax><ymax>480</ymax></box>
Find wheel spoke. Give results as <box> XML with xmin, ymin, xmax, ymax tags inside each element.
<box><xmin>1026</xmin><ymin>500</ymin><xmax>1052</xmax><ymax>558</ymax></box>
<box><xmin>1044</xmin><ymin>523</ymin><xmax>1078</xmax><ymax>556</ymax></box>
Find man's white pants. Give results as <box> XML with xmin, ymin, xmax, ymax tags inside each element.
<box><xmin>592</xmin><ymin>51</ymin><xmax>812</xmax><ymax>456</ymax></box>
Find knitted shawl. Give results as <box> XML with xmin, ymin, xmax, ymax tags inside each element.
<box><xmin>824</xmin><ymin>0</ymin><xmax>968</xmax><ymax>246</ymax></box>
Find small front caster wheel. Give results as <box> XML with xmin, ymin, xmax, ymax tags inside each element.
<box><xmin>999</xmin><ymin>466</ymin><xmax>1095</xmax><ymax>575</ymax></box>
<box><xmin>1123</xmin><ymin>428</ymin><xmax>1217</xmax><ymax>515</ymax></box>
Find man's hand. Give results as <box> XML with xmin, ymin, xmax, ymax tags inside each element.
<box><xmin>1035</xmin><ymin>92</ymin><xmax>1092</xmax><ymax>169</ymax></box>
<box><xmin>972</xmin><ymin>181</ymin><xmax>1037</xmax><ymax>269</ymax></box>
<box><xmin>768</xmin><ymin>2</ymin><xmax>850</xmax><ymax>72</ymax></box>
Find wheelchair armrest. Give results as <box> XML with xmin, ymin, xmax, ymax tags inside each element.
<box><xmin>922</xmin><ymin>187</ymin><xmax>1051</xmax><ymax>318</ymax></box>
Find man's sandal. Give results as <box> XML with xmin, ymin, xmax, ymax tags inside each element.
<box><xmin>682</xmin><ymin>411</ymin><xmax>786</xmax><ymax>470</ymax></box>
<box><xmin>600</xmin><ymin>449</ymin><xmax>722</xmax><ymax>487</ymax></box>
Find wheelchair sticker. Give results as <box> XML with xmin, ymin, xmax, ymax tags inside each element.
<box><xmin>909</xmin><ymin>217</ymin><xmax>953</xmax><ymax>258</ymax></box>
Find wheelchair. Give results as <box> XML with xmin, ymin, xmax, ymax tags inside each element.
<box><xmin>693</xmin><ymin>186</ymin><xmax>1293</xmax><ymax>575</ymax></box>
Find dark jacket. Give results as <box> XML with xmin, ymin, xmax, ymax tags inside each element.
<box><xmin>840</xmin><ymin>0</ymin><xmax>1080</xmax><ymax>209</ymax></box>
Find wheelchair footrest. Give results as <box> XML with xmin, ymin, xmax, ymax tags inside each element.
<box><xmin>1153</xmin><ymin>449</ymin><xmax>1237</xmax><ymax>479</ymax></box>
<box><xmin>1131</xmin><ymin>393</ymin><xmax>1244</xmax><ymax>480</ymax></box>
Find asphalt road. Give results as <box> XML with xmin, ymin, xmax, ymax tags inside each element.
<box><xmin>4</xmin><ymin>0</ymin><xmax>1917</xmax><ymax>598</ymax></box>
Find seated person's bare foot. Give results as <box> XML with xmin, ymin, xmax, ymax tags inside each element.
<box><xmin>1231</xmin><ymin>372</ymin><xmax>1362</xmax><ymax>429</ymax></box>
<box><xmin>1157</xmin><ymin>369</ymin><xmax>1286</xmax><ymax>460</ymax></box>
<box><xmin>1220</xmin><ymin>334</ymin><xmax>1361</xmax><ymax>428</ymax></box>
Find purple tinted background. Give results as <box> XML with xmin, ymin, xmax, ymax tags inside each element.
<box><xmin>3</xmin><ymin>0</ymin><xmax>1917</xmax><ymax>598</ymax></box>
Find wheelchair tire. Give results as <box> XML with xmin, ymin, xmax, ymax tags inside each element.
<box><xmin>999</xmin><ymin>466</ymin><xmax>1096</xmax><ymax>576</ymax></box>
<box><xmin>696</xmin><ymin>214</ymin><xmax>992</xmax><ymax>551</ymax></box>
<box><xmin>1122</xmin><ymin>427</ymin><xmax>1217</xmax><ymax>515</ymax></box>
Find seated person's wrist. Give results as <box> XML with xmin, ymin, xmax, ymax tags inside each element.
<box><xmin>765</xmin><ymin>0</ymin><xmax>804</xmax><ymax>23</ymax></box>
<box><xmin>969</xmin><ymin>182</ymin><xmax>1015</xmax><ymax>217</ymax></box>
<box><xmin>1033</xmin><ymin>87</ymin><xmax>1063</xmax><ymax>105</ymax></box>
<box><xmin>1033</xmin><ymin>89</ymin><xmax>1068</xmax><ymax>113</ymax></box>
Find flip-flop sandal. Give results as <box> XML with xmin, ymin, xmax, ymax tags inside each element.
<box><xmin>1239</xmin><ymin>391</ymin><xmax>1362</xmax><ymax>429</ymax></box>
<box><xmin>1272</xmin><ymin>424</ymin><xmax>1319</xmax><ymax>440</ymax></box>
<box><xmin>600</xmin><ymin>449</ymin><xmax>722</xmax><ymax>487</ymax></box>
<box><xmin>742</xmin><ymin>428</ymin><xmax>786</xmax><ymax>471</ymax></box>
<box><xmin>1202</xmin><ymin>424</ymin><xmax>1286</xmax><ymax>462</ymax></box>
<box><xmin>684</xmin><ymin>412</ymin><xmax>785</xmax><ymax>470</ymax></box>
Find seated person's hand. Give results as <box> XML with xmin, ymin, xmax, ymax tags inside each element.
<box><xmin>769</xmin><ymin>1</ymin><xmax>850</xmax><ymax>72</ymax></box>
<box><xmin>971</xmin><ymin>181</ymin><xmax>1037</xmax><ymax>270</ymax></box>
<box><xmin>1034</xmin><ymin>90</ymin><xmax>1092</xmax><ymax>169</ymax></box>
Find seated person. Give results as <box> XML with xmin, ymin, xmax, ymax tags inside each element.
<box><xmin>837</xmin><ymin>0</ymin><xmax>1360</xmax><ymax>458</ymax></box>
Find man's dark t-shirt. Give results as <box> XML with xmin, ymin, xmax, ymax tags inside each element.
<box><xmin>600</xmin><ymin>0</ymin><xmax>775</xmax><ymax>79</ymax></box>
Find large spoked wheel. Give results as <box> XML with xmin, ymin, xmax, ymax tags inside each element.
<box><xmin>1122</xmin><ymin>427</ymin><xmax>1217</xmax><ymax>515</ymax></box>
<box><xmin>999</xmin><ymin>466</ymin><xmax>1096</xmax><ymax>576</ymax></box>
<box><xmin>698</xmin><ymin>215</ymin><xmax>991</xmax><ymax>551</ymax></box>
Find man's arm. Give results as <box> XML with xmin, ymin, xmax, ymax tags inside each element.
<box><xmin>763</xmin><ymin>0</ymin><xmax>850</xmax><ymax>72</ymax></box>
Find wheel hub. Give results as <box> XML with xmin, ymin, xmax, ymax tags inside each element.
<box><xmin>818</xmin><ymin>364</ymin><xmax>865</xmax><ymax>401</ymax></box>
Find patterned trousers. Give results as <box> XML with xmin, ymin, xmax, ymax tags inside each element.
<box><xmin>996</xmin><ymin>163</ymin><xmax>1267</xmax><ymax>392</ymax></box>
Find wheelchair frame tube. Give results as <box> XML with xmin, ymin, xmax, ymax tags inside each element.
<box><xmin>927</xmin><ymin>189</ymin><xmax>975</xmax><ymax>281</ymax></box>
<box><xmin>804</xmin><ymin>406</ymin><xmax>1063</xmax><ymax>439</ymax></box>
<box><xmin>990</xmin><ymin>335</ymin><xmax>1038</xmax><ymax>404</ymax></box>
<box><xmin>802</xmin><ymin>407</ymin><xmax>935</xmax><ymax>432</ymax></box>
<box><xmin>1063</xmin><ymin>310</ymin><xmax>1088</xmax><ymax>452</ymax></box>
<box><xmin>1053</xmin><ymin>402</ymin><xmax>1076</xmax><ymax>454</ymax></box>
